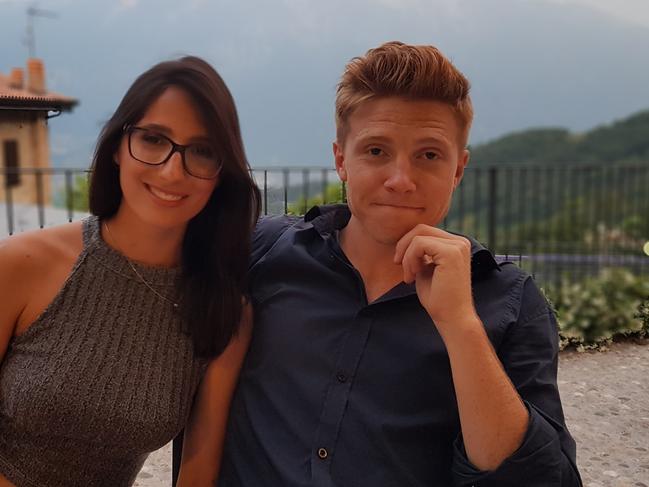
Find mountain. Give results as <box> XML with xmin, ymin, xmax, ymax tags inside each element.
<box><xmin>471</xmin><ymin>109</ymin><xmax>649</xmax><ymax>165</ymax></box>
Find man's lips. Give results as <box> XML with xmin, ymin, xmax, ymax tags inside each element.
<box><xmin>373</xmin><ymin>203</ymin><xmax>424</xmax><ymax>210</ymax></box>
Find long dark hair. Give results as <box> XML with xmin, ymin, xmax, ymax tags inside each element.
<box><xmin>89</xmin><ymin>56</ymin><xmax>261</xmax><ymax>359</ymax></box>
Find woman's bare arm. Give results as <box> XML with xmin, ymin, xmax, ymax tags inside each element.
<box><xmin>176</xmin><ymin>304</ymin><xmax>253</xmax><ymax>487</ymax></box>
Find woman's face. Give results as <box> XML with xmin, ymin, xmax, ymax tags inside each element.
<box><xmin>114</xmin><ymin>86</ymin><xmax>219</xmax><ymax>230</ymax></box>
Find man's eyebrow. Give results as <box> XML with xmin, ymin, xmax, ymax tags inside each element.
<box><xmin>356</xmin><ymin>132</ymin><xmax>452</xmax><ymax>147</ymax></box>
<box><xmin>355</xmin><ymin>133</ymin><xmax>392</xmax><ymax>143</ymax></box>
<box><xmin>415</xmin><ymin>136</ymin><xmax>452</xmax><ymax>147</ymax></box>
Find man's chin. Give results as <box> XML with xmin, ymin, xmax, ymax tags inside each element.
<box><xmin>367</xmin><ymin>227</ymin><xmax>411</xmax><ymax>247</ymax></box>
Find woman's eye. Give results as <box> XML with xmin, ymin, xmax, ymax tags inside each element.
<box><xmin>369</xmin><ymin>147</ymin><xmax>383</xmax><ymax>156</ymax></box>
<box><xmin>142</xmin><ymin>133</ymin><xmax>164</xmax><ymax>145</ymax></box>
<box><xmin>189</xmin><ymin>145</ymin><xmax>214</xmax><ymax>159</ymax></box>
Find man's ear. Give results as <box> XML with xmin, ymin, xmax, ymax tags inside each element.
<box><xmin>333</xmin><ymin>141</ymin><xmax>347</xmax><ymax>182</ymax></box>
<box><xmin>453</xmin><ymin>149</ymin><xmax>469</xmax><ymax>189</ymax></box>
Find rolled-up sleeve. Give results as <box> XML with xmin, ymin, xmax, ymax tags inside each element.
<box><xmin>452</xmin><ymin>276</ymin><xmax>582</xmax><ymax>486</ymax></box>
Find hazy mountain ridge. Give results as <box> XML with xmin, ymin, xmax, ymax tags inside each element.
<box><xmin>471</xmin><ymin>109</ymin><xmax>649</xmax><ymax>165</ymax></box>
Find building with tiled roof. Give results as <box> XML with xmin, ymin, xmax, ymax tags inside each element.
<box><xmin>0</xmin><ymin>58</ymin><xmax>78</xmax><ymax>206</ymax></box>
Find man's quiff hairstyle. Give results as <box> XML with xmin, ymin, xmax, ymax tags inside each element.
<box><xmin>335</xmin><ymin>41</ymin><xmax>473</xmax><ymax>147</ymax></box>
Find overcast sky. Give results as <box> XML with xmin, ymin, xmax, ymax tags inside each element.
<box><xmin>1</xmin><ymin>0</ymin><xmax>649</xmax><ymax>167</ymax></box>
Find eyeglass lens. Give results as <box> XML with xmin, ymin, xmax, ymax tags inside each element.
<box><xmin>129</xmin><ymin>128</ymin><xmax>221</xmax><ymax>179</ymax></box>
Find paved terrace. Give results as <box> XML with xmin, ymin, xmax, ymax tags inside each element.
<box><xmin>135</xmin><ymin>340</ymin><xmax>649</xmax><ymax>487</ymax></box>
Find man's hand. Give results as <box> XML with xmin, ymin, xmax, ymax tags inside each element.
<box><xmin>396</xmin><ymin>224</ymin><xmax>530</xmax><ymax>472</ymax></box>
<box><xmin>394</xmin><ymin>224</ymin><xmax>479</xmax><ymax>333</ymax></box>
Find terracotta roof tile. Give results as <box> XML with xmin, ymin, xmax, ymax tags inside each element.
<box><xmin>0</xmin><ymin>72</ymin><xmax>77</xmax><ymax>110</ymax></box>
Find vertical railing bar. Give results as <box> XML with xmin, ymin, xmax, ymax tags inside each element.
<box><xmin>551</xmin><ymin>166</ymin><xmax>561</xmax><ymax>288</ymax></box>
<box><xmin>263</xmin><ymin>170</ymin><xmax>268</xmax><ymax>215</ymax></box>
<box><xmin>283</xmin><ymin>169</ymin><xmax>289</xmax><ymax>215</ymax></box>
<box><xmin>530</xmin><ymin>165</ymin><xmax>540</xmax><ymax>280</ymax></box>
<box><xmin>35</xmin><ymin>169</ymin><xmax>45</xmax><ymax>229</ymax></box>
<box><xmin>302</xmin><ymin>169</ymin><xmax>309</xmax><ymax>215</ymax></box>
<box><xmin>65</xmin><ymin>170</ymin><xmax>74</xmax><ymax>222</ymax></box>
<box><xmin>457</xmin><ymin>173</ymin><xmax>465</xmax><ymax>233</ymax></box>
<box><xmin>518</xmin><ymin>167</ymin><xmax>526</xmax><ymax>261</ymax></box>
<box><xmin>502</xmin><ymin>167</ymin><xmax>512</xmax><ymax>254</ymax></box>
<box><xmin>488</xmin><ymin>167</ymin><xmax>497</xmax><ymax>252</ymax></box>
<box><xmin>473</xmin><ymin>168</ymin><xmax>481</xmax><ymax>240</ymax></box>
<box><xmin>5</xmin><ymin>170</ymin><xmax>15</xmax><ymax>236</ymax></box>
<box><xmin>321</xmin><ymin>169</ymin><xmax>328</xmax><ymax>205</ymax></box>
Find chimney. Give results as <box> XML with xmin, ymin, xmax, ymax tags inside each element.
<box><xmin>27</xmin><ymin>58</ymin><xmax>46</xmax><ymax>94</ymax></box>
<box><xmin>9</xmin><ymin>68</ymin><xmax>24</xmax><ymax>89</ymax></box>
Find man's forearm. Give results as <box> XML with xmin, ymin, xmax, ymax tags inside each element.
<box><xmin>439</xmin><ymin>317</ymin><xmax>529</xmax><ymax>471</ymax></box>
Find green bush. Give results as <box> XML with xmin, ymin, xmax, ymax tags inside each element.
<box><xmin>53</xmin><ymin>173</ymin><xmax>89</xmax><ymax>212</ymax></box>
<box><xmin>546</xmin><ymin>268</ymin><xmax>649</xmax><ymax>349</ymax></box>
<box><xmin>287</xmin><ymin>182</ymin><xmax>345</xmax><ymax>215</ymax></box>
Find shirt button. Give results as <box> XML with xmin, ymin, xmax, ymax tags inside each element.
<box><xmin>336</xmin><ymin>372</ymin><xmax>347</xmax><ymax>383</ymax></box>
<box><xmin>317</xmin><ymin>447</ymin><xmax>328</xmax><ymax>459</ymax></box>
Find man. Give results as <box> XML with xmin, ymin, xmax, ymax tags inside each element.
<box><xmin>220</xmin><ymin>41</ymin><xmax>581</xmax><ymax>486</ymax></box>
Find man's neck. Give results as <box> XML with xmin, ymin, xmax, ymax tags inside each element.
<box><xmin>339</xmin><ymin>216</ymin><xmax>405</xmax><ymax>303</ymax></box>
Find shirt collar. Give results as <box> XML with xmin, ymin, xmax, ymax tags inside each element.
<box><xmin>303</xmin><ymin>204</ymin><xmax>500</xmax><ymax>279</ymax></box>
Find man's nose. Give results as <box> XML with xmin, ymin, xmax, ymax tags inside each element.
<box><xmin>384</xmin><ymin>155</ymin><xmax>416</xmax><ymax>193</ymax></box>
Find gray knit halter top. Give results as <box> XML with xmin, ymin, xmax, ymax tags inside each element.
<box><xmin>0</xmin><ymin>216</ymin><xmax>206</xmax><ymax>487</ymax></box>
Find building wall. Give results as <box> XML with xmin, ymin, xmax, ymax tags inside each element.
<box><xmin>0</xmin><ymin>111</ymin><xmax>51</xmax><ymax>205</ymax></box>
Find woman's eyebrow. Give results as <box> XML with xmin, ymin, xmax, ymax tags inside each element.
<box><xmin>137</xmin><ymin>123</ymin><xmax>210</xmax><ymax>142</ymax></box>
<box><xmin>137</xmin><ymin>122</ymin><xmax>172</xmax><ymax>134</ymax></box>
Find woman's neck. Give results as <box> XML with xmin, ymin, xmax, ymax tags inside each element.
<box><xmin>102</xmin><ymin>207</ymin><xmax>185</xmax><ymax>267</ymax></box>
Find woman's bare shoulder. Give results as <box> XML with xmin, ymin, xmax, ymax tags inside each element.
<box><xmin>0</xmin><ymin>222</ymin><xmax>84</xmax><ymax>276</ymax></box>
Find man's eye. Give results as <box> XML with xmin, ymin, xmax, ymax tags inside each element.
<box><xmin>369</xmin><ymin>147</ymin><xmax>383</xmax><ymax>156</ymax></box>
<box><xmin>423</xmin><ymin>151</ymin><xmax>438</xmax><ymax>160</ymax></box>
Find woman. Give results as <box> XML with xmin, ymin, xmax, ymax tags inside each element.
<box><xmin>0</xmin><ymin>56</ymin><xmax>260</xmax><ymax>486</ymax></box>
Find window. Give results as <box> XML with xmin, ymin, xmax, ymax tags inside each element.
<box><xmin>3</xmin><ymin>140</ymin><xmax>20</xmax><ymax>187</ymax></box>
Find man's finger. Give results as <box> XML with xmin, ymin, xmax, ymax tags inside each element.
<box><xmin>394</xmin><ymin>224</ymin><xmax>468</xmax><ymax>264</ymax></box>
<box><xmin>401</xmin><ymin>236</ymin><xmax>462</xmax><ymax>283</ymax></box>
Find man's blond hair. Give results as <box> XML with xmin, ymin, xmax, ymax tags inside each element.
<box><xmin>335</xmin><ymin>41</ymin><xmax>473</xmax><ymax>148</ymax></box>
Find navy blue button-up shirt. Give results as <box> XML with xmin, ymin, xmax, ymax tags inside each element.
<box><xmin>220</xmin><ymin>205</ymin><xmax>581</xmax><ymax>486</ymax></box>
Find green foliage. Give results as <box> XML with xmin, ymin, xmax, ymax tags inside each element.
<box><xmin>287</xmin><ymin>182</ymin><xmax>345</xmax><ymax>215</ymax></box>
<box><xmin>52</xmin><ymin>173</ymin><xmax>89</xmax><ymax>212</ymax></box>
<box><xmin>69</xmin><ymin>174</ymin><xmax>90</xmax><ymax>212</ymax></box>
<box><xmin>547</xmin><ymin>269</ymin><xmax>649</xmax><ymax>348</ymax></box>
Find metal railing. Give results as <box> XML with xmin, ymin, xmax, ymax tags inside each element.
<box><xmin>2</xmin><ymin>163</ymin><xmax>648</xmax><ymax>289</ymax></box>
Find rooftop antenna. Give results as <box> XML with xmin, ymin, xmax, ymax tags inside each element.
<box><xmin>25</xmin><ymin>6</ymin><xmax>58</xmax><ymax>58</ymax></box>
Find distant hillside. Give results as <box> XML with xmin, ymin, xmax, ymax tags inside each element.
<box><xmin>471</xmin><ymin>110</ymin><xmax>649</xmax><ymax>165</ymax></box>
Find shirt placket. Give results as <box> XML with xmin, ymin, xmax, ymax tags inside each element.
<box><xmin>310</xmin><ymin>308</ymin><xmax>373</xmax><ymax>487</ymax></box>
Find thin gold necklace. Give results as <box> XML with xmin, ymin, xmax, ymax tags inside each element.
<box><xmin>103</xmin><ymin>221</ymin><xmax>179</xmax><ymax>309</ymax></box>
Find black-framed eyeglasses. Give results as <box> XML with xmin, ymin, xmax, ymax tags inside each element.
<box><xmin>125</xmin><ymin>126</ymin><xmax>222</xmax><ymax>180</ymax></box>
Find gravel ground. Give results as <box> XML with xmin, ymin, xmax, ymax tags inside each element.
<box><xmin>559</xmin><ymin>340</ymin><xmax>649</xmax><ymax>486</ymax></box>
<box><xmin>136</xmin><ymin>339</ymin><xmax>649</xmax><ymax>486</ymax></box>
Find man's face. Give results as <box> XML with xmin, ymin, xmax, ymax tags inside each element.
<box><xmin>334</xmin><ymin>96</ymin><xmax>469</xmax><ymax>246</ymax></box>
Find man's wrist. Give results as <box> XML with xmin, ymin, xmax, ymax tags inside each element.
<box><xmin>433</xmin><ymin>314</ymin><xmax>486</xmax><ymax>345</ymax></box>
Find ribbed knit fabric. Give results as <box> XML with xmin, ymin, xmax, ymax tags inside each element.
<box><xmin>0</xmin><ymin>216</ymin><xmax>206</xmax><ymax>487</ymax></box>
